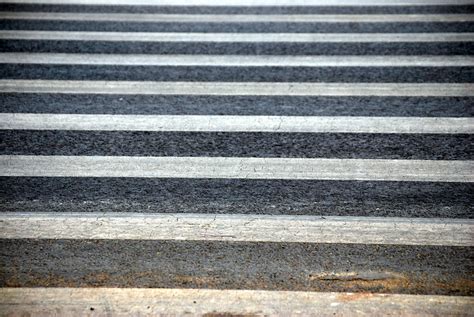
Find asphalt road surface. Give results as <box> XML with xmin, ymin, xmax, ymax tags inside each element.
<box><xmin>0</xmin><ymin>0</ymin><xmax>473</xmax><ymax>315</ymax></box>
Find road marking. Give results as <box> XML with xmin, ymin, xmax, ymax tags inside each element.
<box><xmin>3</xmin><ymin>12</ymin><xmax>474</xmax><ymax>23</ymax></box>
<box><xmin>2</xmin><ymin>114</ymin><xmax>473</xmax><ymax>134</ymax></box>
<box><xmin>1</xmin><ymin>213</ymin><xmax>472</xmax><ymax>246</ymax></box>
<box><xmin>1</xmin><ymin>156</ymin><xmax>472</xmax><ymax>182</ymax></box>
<box><xmin>2</xmin><ymin>80</ymin><xmax>473</xmax><ymax>96</ymax></box>
<box><xmin>3</xmin><ymin>53</ymin><xmax>474</xmax><ymax>67</ymax></box>
<box><xmin>1</xmin><ymin>0</ymin><xmax>472</xmax><ymax>6</ymax></box>
<box><xmin>1</xmin><ymin>288</ymin><xmax>472</xmax><ymax>316</ymax></box>
<box><xmin>1</xmin><ymin>31</ymin><xmax>473</xmax><ymax>42</ymax></box>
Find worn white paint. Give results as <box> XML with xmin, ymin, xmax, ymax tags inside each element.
<box><xmin>1</xmin><ymin>31</ymin><xmax>473</xmax><ymax>42</ymax></box>
<box><xmin>1</xmin><ymin>80</ymin><xmax>473</xmax><ymax>96</ymax></box>
<box><xmin>3</xmin><ymin>53</ymin><xmax>474</xmax><ymax>67</ymax></box>
<box><xmin>2</xmin><ymin>114</ymin><xmax>473</xmax><ymax>134</ymax></box>
<box><xmin>2</xmin><ymin>12</ymin><xmax>474</xmax><ymax>23</ymax></box>
<box><xmin>1</xmin><ymin>288</ymin><xmax>472</xmax><ymax>316</ymax></box>
<box><xmin>1</xmin><ymin>213</ymin><xmax>472</xmax><ymax>246</ymax></box>
<box><xmin>1</xmin><ymin>155</ymin><xmax>472</xmax><ymax>182</ymax></box>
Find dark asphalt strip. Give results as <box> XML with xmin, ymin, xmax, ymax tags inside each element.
<box><xmin>2</xmin><ymin>65</ymin><xmax>473</xmax><ymax>83</ymax></box>
<box><xmin>1</xmin><ymin>178</ymin><xmax>472</xmax><ymax>218</ymax></box>
<box><xmin>2</xmin><ymin>21</ymin><xmax>473</xmax><ymax>33</ymax></box>
<box><xmin>1</xmin><ymin>239</ymin><xmax>472</xmax><ymax>295</ymax></box>
<box><xmin>2</xmin><ymin>40</ymin><xmax>473</xmax><ymax>55</ymax></box>
<box><xmin>1</xmin><ymin>131</ymin><xmax>472</xmax><ymax>160</ymax></box>
<box><xmin>2</xmin><ymin>94</ymin><xmax>472</xmax><ymax>117</ymax></box>
<box><xmin>1</xmin><ymin>4</ymin><xmax>473</xmax><ymax>14</ymax></box>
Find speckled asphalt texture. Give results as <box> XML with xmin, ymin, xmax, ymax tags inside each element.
<box><xmin>2</xmin><ymin>21</ymin><xmax>473</xmax><ymax>33</ymax></box>
<box><xmin>3</xmin><ymin>65</ymin><xmax>474</xmax><ymax>82</ymax></box>
<box><xmin>2</xmin><ymin>94</ymin><xmax>473</xmax><ymax>116</ymax></box>
<box><xmin>2</xmin><ymin>131</ymin><xmax>472</xmax><ymax>159</ymax></box>
<box><xmin>3</xmin><ymin>41</ymin><xmax>474</xmax><ymax>55</ymax></box>
<box><xmin>2</xmin><ymin>177</ymin><xmax>472</xmax><ymax>218</ymax></box>
<box><xmin>1</xmin><ymin>239</ymin><xmax>473</xmax><ymax>295</ymax></box>
<box><xmin>0</xmin><ymin>3</ymin><xmax>472</xmax><ymax>294</ymax></box>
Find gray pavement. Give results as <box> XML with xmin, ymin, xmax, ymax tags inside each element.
<box><xmin>2</xmin><ymin>239</ymin><xmax>472</xmax><ymax>295</ymax></box>
<box><xmin>1</xmin><ymin>177</ymin><xmax>473</xmax><ymax>217</ymax></box>
<box><xmin>2</xmin><ymin>131</ymin><xmax>472</xmax><ymax>159</ymax></box>
<box><xmin>2</xmin><ymin>94</ymin><xmax>473</xmax><ymax>116</ymax></box>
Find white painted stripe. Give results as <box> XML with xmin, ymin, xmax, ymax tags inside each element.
<box><xmin>3</xmin><ymin>53</ymin><xmax>474</xmax><ymax>67</ymax></box>
<box><xmin>2</xmin><ymin>12</ymin><xmax>474</xmax><ymax>23</ymax></box>
<box><xmin>1</xmin><ymin>80</ymin><xmax>472</xmax><ymax>96</ymax></box>
<box><xmin>1</xmin><ymin>30</ymin><xmax>472</xmax><ymax>43</ymax></box>
<box><xmin>1</xmin><ymin>288</ymin><xmax>472</xmax><ymax>316</ymax></box>
<box><xmin>1</xmin><ymin>156</ymin><xmax>472</xmax><ymax>182</ymax></box>
<box><xmin>1</xmin><ymin>0</ymin><xmax>473</xmax><ymax>6</ymax></box>
<box><xmin>2</xmin><ymin>114</ymin><xmax>473</xmax><ymax>134</ymax></box>
<box><xmin>2</xmin><ymin>213</ymin><xmax>472</xmax><ymax>246</ymax></box>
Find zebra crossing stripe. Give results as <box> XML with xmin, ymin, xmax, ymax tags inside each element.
<box><xmin>1</xmin><ymin>31</ymin><xmax>473</xmax><ymax>42</ymax></box>
<box><xmin>1</xmin><ymin>213</ymin><xmax>472</xmax><ymax>246</ymax></box>
<box><xmin>1</xmin><ymin>288</ymin><xmax>472</xmax><ymax>316</ymax></box>
<box><xmin>1</xmin><ymin>80</ymin><xmax>473</xmax><ymax>96</ymax></box>
<box><xmin>2</xmin><ymin>53</ymin><xmax>474</xmax><ymax>67</ymax></box>
<box><xmin>2</xmin><ymin>114</ymin><xmax>473</xmax><ymax>134</ymax></box>
<box><xmin>1</xmin><ymin>155</ymin><xmax>473</xmax><ymax>182</ymax></box>
<box><xmin>2</xmin><ymin>12</ymin><xmax>473</xmax><ymax>23</ymax></box>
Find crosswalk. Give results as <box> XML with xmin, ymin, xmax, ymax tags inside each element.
<box><xmin>0</xmin><ymin>0</ymin><xmax>473</xmax><ymax>315</ymax></box>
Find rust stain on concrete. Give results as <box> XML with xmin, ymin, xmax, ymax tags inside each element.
<box><xmin>203</xmin><ymin>313</ymin><xmax>259</xmax><ymax>317</ymax></box>
<box><xmin>336</xmin><ymin>292</ymin><xmax>377</xmax><ymax>302</ymax></box>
